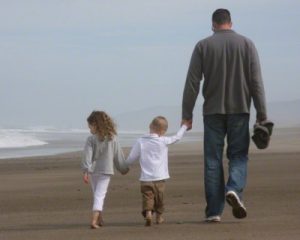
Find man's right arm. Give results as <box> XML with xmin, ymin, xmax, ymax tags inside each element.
<box><xmin>182</xmin><ymin>44</ymin><xmax>203</xmax><ymax>126</ymax></box>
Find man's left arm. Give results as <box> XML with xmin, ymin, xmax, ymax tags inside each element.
<box><xmin>249</xmin><ymin>43</ymin><xmax>267</xmax><ymax>122</ymax></box>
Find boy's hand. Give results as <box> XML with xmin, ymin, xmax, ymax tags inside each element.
<box><xmin>181</xmin><ymin>119</ymin><xmax>193</xmax><ymax>130</ymax></box>
<box><xmin>83</xmin><ymin>172</ymin><xmax>89</xmax><ymax>184</ymax></box>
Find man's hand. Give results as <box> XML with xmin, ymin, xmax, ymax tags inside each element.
<box><xmin>83</xmin><ymin>172</ymin><xmax>89</xmax><ymax>184</ymax></box>
<box><xmin>256</xmin><ymin>117</ymin><xmax>268</xmax><ymax>124</ymax></box>
<box><xmin>256</xmin><ymin>113</ymin><xmax>267</xmax><ymax>124</ymax></box>
<box><xmin>181</xmin><ymin>119</ymin><xmax>193</xmax><ymax>131</ymax></box>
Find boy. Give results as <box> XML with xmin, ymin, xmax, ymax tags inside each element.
<box><xmin>126</xmin><ymin>116</ymin><xmax>188</xmax><ymax>226</ymax></box>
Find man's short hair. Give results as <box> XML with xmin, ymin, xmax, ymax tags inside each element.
<box><xmin>212</xmin><ymin>9</ymin><xmax>231</xmax><ymax>25</ymax></box>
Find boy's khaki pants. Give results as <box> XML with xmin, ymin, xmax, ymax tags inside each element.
<box><xmin>140</xmin><ymin>180</ymin><xmax>166</xmax><ymax>217</ymax></box>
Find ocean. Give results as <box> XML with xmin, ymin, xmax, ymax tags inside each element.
<box><xmin>0</xmin><ymin>128</ymin><xmax>202</xmax><ymax>159</ymax></box>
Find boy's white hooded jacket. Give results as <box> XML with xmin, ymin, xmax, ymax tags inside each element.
<box><xmin>126</xmin><ymin>125</ymin><xmax>187</xmax><ymax>181</ymax></box>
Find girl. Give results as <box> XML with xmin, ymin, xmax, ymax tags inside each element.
<box><xmin>81</xmin><ymin>111</ymin><xmax>128</xmax><ymax>229</ymax></box>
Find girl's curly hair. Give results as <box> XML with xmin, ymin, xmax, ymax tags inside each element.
<box><xmin>87</xmin><ymin>111</ymin><xmax>117</xmax><ymax>141</ymax></box>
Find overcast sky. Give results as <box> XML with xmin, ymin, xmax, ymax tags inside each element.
<box><xmin>0</xmin><ymin>0</ymin><xmax>299</xmax><ymax>128</ymax></box>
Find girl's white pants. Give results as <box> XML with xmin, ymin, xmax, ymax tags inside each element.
<box><xmin>90</xmin><ymin>174</ymin><xmax>111</xmax><ymax>211</ymax></box>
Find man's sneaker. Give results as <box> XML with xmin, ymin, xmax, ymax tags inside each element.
<box><xmin>226</xmin><ymin>191</ymin><xmax>247</xmax><ymax>219</ymax></box>
<box><xmin>205</xmin><ymin>215</ymin><xmax>221</xmax><ymax>223</ymax></box>
<box><xmin>145</xmin><ymin>211</ymin><xmax>152</xmax><ymax>226</ymax></box>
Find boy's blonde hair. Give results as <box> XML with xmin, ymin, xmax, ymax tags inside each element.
<box><xmin>150</xmin><ymin>116</ymin><xmax>168</xmax><ymax>134</ymax></box>
<box><xmin>87</xmin><ymin>111</ymin><xmax>117</xmax><ymax>141</ymax></box>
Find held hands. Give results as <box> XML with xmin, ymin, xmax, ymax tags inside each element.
<box><xmin>83</xmin><ymin>172</ymin><xmax>89</xmax><ymax>184</ymax></box>
<box><xmin>122</xmin><ymin>168</ymin><xmax>130</xmax><ymax>175</ymax></box>
<box><xmin>181</xmin><ymin>119</ymin><xmax>193</xmax><ymax>131</ymax></box>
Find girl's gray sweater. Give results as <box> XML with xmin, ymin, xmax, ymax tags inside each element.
<box><xmin>81</xmin><ymin>135</ymin><xmax>128</xmax><ymax>175</ymax></box>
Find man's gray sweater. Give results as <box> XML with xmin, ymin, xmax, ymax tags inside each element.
<box><xmin>182</xmin><ymin>29</ymin><xmax>267</xmax><ymax>120</ymax></box>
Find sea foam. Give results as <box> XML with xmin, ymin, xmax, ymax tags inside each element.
<box><xmin>0</xmin><ymin>130</ymin><xmax>48</xmax><ymax>148</ymax></box>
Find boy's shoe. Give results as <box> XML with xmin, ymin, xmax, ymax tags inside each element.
<box><xmin>145</xmin><ymin>211</ymin><xmax>152</xmax><ymax>226</ymax></box>
<box><xmin>156</xmin><ymin>214</ymin><xmax>164</xmax><ymax>224</ymax></box>
<box><xmin>205</xmin><ymin>215</ymin><xmax>221</xmax><ymax>223</ymax></box>
<box><xmin>226</xmin><ymin>191</ymin><xmax>247</xmax><ymax>219</ymax></box>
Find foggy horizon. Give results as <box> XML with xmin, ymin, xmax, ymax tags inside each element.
<box><xmin>1</xmin><ymin>1</ymin><xmax>299</xmax><ymax>128</ymax></box>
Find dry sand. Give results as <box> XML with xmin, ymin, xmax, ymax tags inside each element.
<box><xmin>0</xmin><ymin>128</ymin><xmax>300</xmax><ymax>240</ymax></box>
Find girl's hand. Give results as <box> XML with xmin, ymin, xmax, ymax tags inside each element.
<box><xmin>83</xmin><ymin>173</ymin><xmax>89</xmax><ymax>184</ymax></box>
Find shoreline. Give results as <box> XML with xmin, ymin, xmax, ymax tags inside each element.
<box><xmin>1</xmin><ymin>126</ymin><xmax>299</xmax><ymax>161</ymax></box>
<box><xmin>0</xmin><ymin>130</ymin><xmax>203</xmax><ymax>160</ymax></box>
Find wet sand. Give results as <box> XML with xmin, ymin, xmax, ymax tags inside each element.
<box><xmin>0</xmin><ymin>128</ymin><xmax>300</xmax><ymax>240</ymax></box>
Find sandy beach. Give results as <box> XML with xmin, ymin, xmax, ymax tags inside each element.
<box><xmin>0</xmin><ymin>128</ymin><xmax>300</xmax><ymax>240</ymax></box>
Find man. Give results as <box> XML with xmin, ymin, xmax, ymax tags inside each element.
<box><xmin>181</xmin><ymin>9</ymin><xmax>267</xmax><ymax>222</ymax></box>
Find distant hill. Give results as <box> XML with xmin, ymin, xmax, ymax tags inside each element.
<box><xmin>114</xmin><ymin>99</ymin><xmax>300</xmax><ymax>132</ymax></box>
<box><xmin>114</xmin><ymin>106</ymin><xmax>202</xmax><ymax>133</ymax></box>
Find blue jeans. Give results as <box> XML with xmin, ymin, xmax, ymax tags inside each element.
<box><xmin>203</xmin><ymin>114</ymin><xmax>250</xmax><ymax>217</ymax></box>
